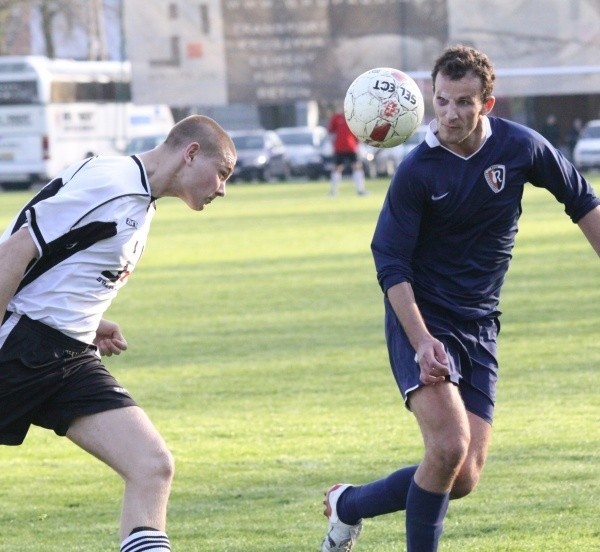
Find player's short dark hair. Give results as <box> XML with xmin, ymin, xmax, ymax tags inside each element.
<box><xmin>431</xmin><ymin>45</ymin><xmax>496</xmax><ymax>102</ymax></box>
<box><xmin>165</xmin><ymin>114</ymin><xmax>235</xmax><ymax>159</ymax></box>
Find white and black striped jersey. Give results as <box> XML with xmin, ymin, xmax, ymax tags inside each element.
<box><xmin>0</xmin><ymin>155</ymin><xmax>155</xmax><ymax>344</ymax></box>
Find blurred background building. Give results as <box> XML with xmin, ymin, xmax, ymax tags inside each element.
<box><xmin>0</xmin><ymin>0</ymin><xmax>599</xmax><ymax>155</ymax></box>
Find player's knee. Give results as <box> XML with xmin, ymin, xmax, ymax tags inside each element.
<box><xmin>131</xmin><ymin>442</ymin><xmax>175</xmax><ymax>488</ymax></box>
<box><xmin>427</xmin><ymin>434</ymin><xmax>470</xmax><ymax>476</ymax></box>
<box><xmin>443</xmin><ymin>438</ymin><xmax>470</xmax><ymax>470</ymax></box>
<box><xmin>450</xmin><ymin>454</ymin><xmax>485</xmax><ymax>499</ymax></box>
<box><xmin>450</xmin><ymin>470</ymin><xmax>480</xmax><ymax>499</ymax></box>
<box><xmin>154</xmin><ymin>446</ymin><xmax>175</xmax><ymax>485</ymax></box>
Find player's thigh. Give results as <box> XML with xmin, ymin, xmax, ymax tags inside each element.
<box><xmin>409</xmin><ymin>382</ymin><xmax>470</xmax><ymax>449</ymax></box>
<box><xmin>410</xmin><ymin>385</ymin><xmax>491</xmax><ymax>458</ymax></box>
<box><xmin>67</xmin><ymin>406</ymin><xmax>172</xmax><ymax>479</ymax></box>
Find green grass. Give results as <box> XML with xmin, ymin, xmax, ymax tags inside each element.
<box><xmin>0</xmin><ymin>174</ymin><xmax>599</xmax><ymax>551</ymax></box>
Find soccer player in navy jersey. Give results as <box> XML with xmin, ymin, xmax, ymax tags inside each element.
<box><xmin>321</xmin><ymin>45</ymin><xmax>600</xmax><ymax>551</ymax></box>
<box><xmin>0</xmin><ymin>115</ymin><xmax>236</xmax><ymax>552</ymax></box>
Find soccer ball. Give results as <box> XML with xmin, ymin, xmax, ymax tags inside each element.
<box><xmin>344</xmin><ymin>67</ymin><xmax>424</xmax><ymax>148</ymax></box>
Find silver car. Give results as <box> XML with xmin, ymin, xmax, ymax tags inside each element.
<box><xmin>574</xmin><ymin>120</ymin><xmax>600</xmax><ymax>172</ymax></box>
<box><xmin>276</xmin><ymin>126</ymin><xmax>329</xmax><ymax>180</ymax></box>
<box><xmin>229</xmin><ymin>130</ymin><xmax>290</xmax><ymax>183</ymax></box>
<box><xmin>366</xmin><ymin>125</ymin><xmax>429</xmax><ymax>177</ymax></box>
<box><xmin>125</xmin><ymin>134</ymin><xmax>167</xmax><ymax>155</ymax></box>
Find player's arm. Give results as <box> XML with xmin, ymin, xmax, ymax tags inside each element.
<box><xmin>577</xmin><ymin>205</ymin><xmax>600</xmax><ymax>258</ymax></box>
<box><xmin>386</xmin><ymin>282</ymin><xmax>449</xmax><ymax>385</ymax></box>
<box><xmin>372</xmin><ymin>172</ymin><xmax>448</xmax><ymax>384</ymax></box>
<box><xmin>0</xmin><ymin>227</ymin><xmax>38</xmax><ymax>318</ymax></box>
<box><xmin>94</xmin><ymin>318</ymin><xmax>128</xmax><ymax>357</ymax></box>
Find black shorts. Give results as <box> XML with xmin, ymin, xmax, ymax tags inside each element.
<box><xmin>334</xmin><ymin>151</ymin><xmax>359</xmax><ymax>167</ymax></box>
<box><xmin>0</xmin><ymin>314</ymin><xmax>137</xmax><ymax>446</ymax></box>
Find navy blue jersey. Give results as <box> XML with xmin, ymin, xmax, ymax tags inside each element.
<box><xmin>371</xmin><ymin>116</ymin><xmax>600</xmax><ymax>320</ymax></box>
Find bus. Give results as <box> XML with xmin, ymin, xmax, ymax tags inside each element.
<box><xmin>0</xmin><ymin>56</ymin><xmax>174</xmax><ymax>190</ymax></box>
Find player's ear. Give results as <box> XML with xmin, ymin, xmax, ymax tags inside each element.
<box><xmin>482</xmin><ymin>96</ymin><xmax>495</xmax><ymax>115</ymax></box>
<box><xmin>185</xmin><ymin>142</ymin><xmax>200</xmax><ymax>163</ymax></box>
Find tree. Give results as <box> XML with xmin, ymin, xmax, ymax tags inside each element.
<box><xmin>0</xmin><ymin>0</ymin><xmax>109</xmax><ymax>59</ymax></box>
<box><xmin>37</xmin><ymin>0</ymin><xmax>90</xmax><ymax>59</ymax></box>
<box><xmin>0</xmin><ymin>0</ymin><xmax>27</xmax><ymax>55</ymax></box>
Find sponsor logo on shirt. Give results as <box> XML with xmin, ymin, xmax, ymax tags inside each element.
<box><xmin>97</xmin><ymin>265</ymin><xmax>132</xmax><ymax>289</ymax></box>
<box><xmin>484</xmin><ymin>164</ymin><xmax>506</xmax><ymax>193</ymax></box>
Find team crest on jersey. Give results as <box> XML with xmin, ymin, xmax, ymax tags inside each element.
<box><xmin>484</xmin><ymin>164</ymin><xmax>506</xmax><ymax>193</ymax></box>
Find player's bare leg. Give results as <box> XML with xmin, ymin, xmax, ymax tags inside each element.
<box><xmin>405</xmin><ymin>381</ymin><xmax>490</xmax><ymax>550</ymax></box>
<box><xmin>450</xmin><ymin>411</ymin><xmax>492</xmax><ymax>499</ymax></box>
<box><xmin>410</xmin><ymin>382</ymin><xmax>471</xmax><ymax>492</ymax></box>
<box><xmin>67</xmin><ymin>406</ymin><xmax>174</xmax><ymax>546</ymax></box>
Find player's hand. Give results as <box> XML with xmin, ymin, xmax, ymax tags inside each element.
<box><xmin>93</xmin><ymin>319</ymin><xmax>128</xmax><ymax>357</ymax></box>
<box><xmin>415</xmin><ymin>337</ymin><xmax>449</xmax><ymax>385</ymax></box>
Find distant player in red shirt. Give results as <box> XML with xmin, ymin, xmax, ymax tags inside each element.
<box><xmin>328</xmin><ymin>108</ymin><xmax>367</xmax><ymax>196</ymax></box>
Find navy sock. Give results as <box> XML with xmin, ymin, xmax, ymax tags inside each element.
<box><xmin>405</xmin><ymin>479</ymin><xmax>450</xmax><ymax>552</ymax></box>
<box><xmin>337</xmin><ymin>465</ymin><xmax>418</xmax><ymax>524</ymax></box>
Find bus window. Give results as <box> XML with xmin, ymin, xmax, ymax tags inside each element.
<box><xmin>51</xmin><ymin>81</ymin><xmax>76</xmax><ymax>103</ymax></box>
<box><xmin>0</xmin><ymin>81</ymin><xmax>39</xmax><ymax>104</ymax></box>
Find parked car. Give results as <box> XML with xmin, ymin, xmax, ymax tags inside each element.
<box><xmin>573</xmin><ymin>120</ymin><xmax>600</xmax><ymax>171</ymax></box>
<box><xmin>229</xmin><ymin>129</ymin><xmax>290</xmax><ymax>182</ymax></box>
<box><xmin>124</xmin><ymin>134</ymin><xmax>167</xmax><ymax>155</ymax></box>
<box><xmin>275</xmin><ymin>126</ymin><xmax>329</xmax><ymax>180</ymax></box>
<box><xmin>368</xmin><ymin>124</ymin><xmax>429</xmax><ymax>177</ymax></box>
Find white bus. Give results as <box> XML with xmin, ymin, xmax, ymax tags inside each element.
<box><xmin>0</xmin><ymin>56</ymin><xmax>174</xmax><ymax>190</ymax></box>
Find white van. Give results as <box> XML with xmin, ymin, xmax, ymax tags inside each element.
<box><xmin>0</xmin><ymin>56</ymin><xmax>174</xmax><ymax>189</ymax></box>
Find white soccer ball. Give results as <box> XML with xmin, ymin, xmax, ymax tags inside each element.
<box><xmin>344</xmin><ymin>67</ymin><xmax>424</xmax><ymax>148</ymax></box>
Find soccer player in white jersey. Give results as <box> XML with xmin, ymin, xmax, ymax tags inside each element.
<box><xmin>321</xmin><ymin>45</ymin><xmax>600</xmax><ymax>551</ymax></box>
<box><xmin>0</xmin><ymin>115</ymin><xmax>236</xmax><ymax>552</ymax></box>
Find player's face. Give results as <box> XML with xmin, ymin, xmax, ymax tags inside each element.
<box><xmin>182</xmin><ymin>148</ymin><xmax>235</xmax><ymax>211</ymax></box>
<box><xmin>433</xmin><ymin>71</ymin><xmax>495</xmax><ymax>156</ymax></box>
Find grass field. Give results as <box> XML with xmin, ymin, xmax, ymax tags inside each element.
<box><xmin>0</xmin><ymin>174</ymin><xmax>598</xmax><ymax>551</ymax></box>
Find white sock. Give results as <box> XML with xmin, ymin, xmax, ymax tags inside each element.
<box><xmin>120</xmin><ymin>529</ymin><xmax>171</xmax><ymax>552</ymax></box>
<box><xmin>352</xmin><ymin>169</ymin><xmax>366</xmax><ymax>193</ymax></box>
<box><xmin>330</xmin><ymin>171</ymin><xmax>342</xmax><ymax>195</ymax></box>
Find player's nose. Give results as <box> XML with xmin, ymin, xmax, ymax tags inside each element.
<box><xmin>445</xmin><ymin>102</ymin><xmax>459</xmax><ymax>119</ymax></box>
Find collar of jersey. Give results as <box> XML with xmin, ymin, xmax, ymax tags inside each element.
<box><xmin>426</xmin><ymin>116</ymin><xmax>492</xmax><ymax>159</ymax></box>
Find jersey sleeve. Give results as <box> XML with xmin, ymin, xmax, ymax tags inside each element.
<box><xmin>371</xmin><ymin>161</ymin><xmax>426</xmax><ymax>293</ymax></box>
<box><xmin>526</xmin><ymin>130</ymin><xmax>600</xmax><ymax>222</ymax></box>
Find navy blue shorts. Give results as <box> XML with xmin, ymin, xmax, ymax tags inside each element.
<box><xmin>0</xmin><ymin>314</ymin><xmax>137</xmax><ymax>446</ymax></box>
<box><xmin>384</xmin><ymin>298</ymin><xmax>498</xmax><ymax>425</ymax></box>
